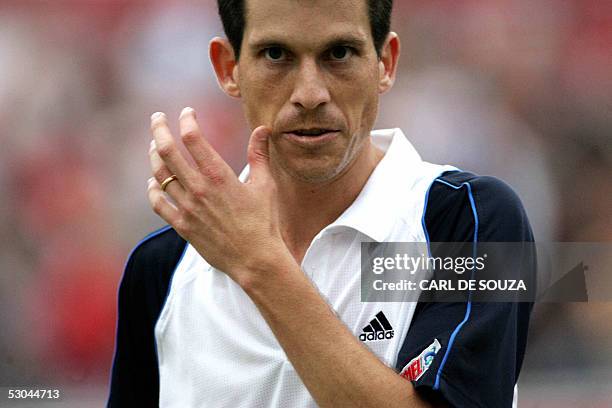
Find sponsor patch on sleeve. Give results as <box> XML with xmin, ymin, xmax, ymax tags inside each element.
<box><xmin>399</xmin><ymin>339</ymin><xmax>441</xmax><ymax>382</ymax></box>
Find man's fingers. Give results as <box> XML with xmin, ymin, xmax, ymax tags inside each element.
<box><xmin>178</xmin><ymin>107</ymin><xmax>233</xmax><ymax>185</ymax></box>
<box><xmin>246</xmin><ymin>125</ymin><xmax>272</xmax><ymax>183</ymax></box>
<box><xmin>147</xmin><ymin>177</ymin><xmax>181</xmax><ymax>225</ymax></box>
<box><xmin>150</xmin><ymin>112</ymin><xmax>200</xmax><ymax>189</ymax></box>
<box><xmin>149</xmin><ymin>140</ymin><xmax>188</xmax><ymax>201</ymax></box>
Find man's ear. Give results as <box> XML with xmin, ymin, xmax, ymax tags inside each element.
<box><xmin>210</xmin><ymin>37</ymin><xmax>241</xmax><ymax>98</ymax></box>
<box><xmin>378</xmin><ymin>32</ymin><xmax>400</xmax><ymax>94</ymax></box>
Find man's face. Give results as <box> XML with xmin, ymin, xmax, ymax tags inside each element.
<box><xmin>236</xmin><ymin>0</ymin><xmax>383</xmax><ymax>183</ymax></box>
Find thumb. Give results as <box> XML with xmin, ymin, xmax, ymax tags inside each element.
<box><xmin>246</xmin><ymin>125</ymin><xmax>272</xmax><ymax>182</ymax></box>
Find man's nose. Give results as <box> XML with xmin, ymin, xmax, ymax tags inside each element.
<box><xmin>289</xmin><ymin>59</ymin><xmax>331</xmax><ymax>110</ymax></box>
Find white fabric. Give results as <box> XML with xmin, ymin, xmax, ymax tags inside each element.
<box><xmin>155</xmin><ymin>128</ymin><xmax>458</xmax><ymax>407</ymax></box>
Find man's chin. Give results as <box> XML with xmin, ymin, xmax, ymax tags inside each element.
<box><xmin>275</xmin><ymin>159</ymin><xmax>344</xmax><ymax>184</ymax></box>
<box><xmin>269</xmin><ymin>140</ymin><xmax>350</xmax><ymax>184</ymax></box>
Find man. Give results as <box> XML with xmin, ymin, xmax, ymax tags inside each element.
<box><xmin>108</xmin><ymin>0</ymin><xmax>534</xmax><ymax>407</ymax></box>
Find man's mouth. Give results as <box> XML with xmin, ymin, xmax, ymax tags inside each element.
<box><xmin>280</xmin><ymin>127</ymin><xmax>341</xmax><ymax>146</ymax></box>
<box><xmin>287</xmin><ymin>128</ymin><xmax>338</xmax><ymax>137</ymax></box>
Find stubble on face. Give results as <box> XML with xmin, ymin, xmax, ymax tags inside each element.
<box><xmin>237</xmin><ymin>0</ymin><xmax>382</xmax><ymax>185</ymax></box>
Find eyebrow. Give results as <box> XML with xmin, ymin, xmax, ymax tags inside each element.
<box><xmin>248</xmin><ymin>34</ymin><xmax>369</xmax><ymax>52</ymax></box>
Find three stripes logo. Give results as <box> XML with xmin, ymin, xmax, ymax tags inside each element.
<box><xmin>359</xmin><ymin>311</ymin><xmax>394</xmax><ymax>342</ymax></box>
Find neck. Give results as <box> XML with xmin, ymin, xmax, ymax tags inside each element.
<box><xmin>272</xmin><ymin>140</ymin><xmax>384</xmax><ymax>264</ymax></box>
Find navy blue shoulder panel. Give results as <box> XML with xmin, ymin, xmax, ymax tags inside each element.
<box><xmin>396</xmin><ymin>171</ymin><xmax>535</xmax><ymax>408</ymax></box>
<box><xmin>108</xmin><ymin>226</ymin><xmax>187</xmax><ymax>407</ymax></box>
<box><xmin>425</xmin><ymin>170</ymin><xmax>533</xmax><ymax>243</ymax></box>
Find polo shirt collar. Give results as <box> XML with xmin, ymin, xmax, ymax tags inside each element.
<box><xmin>325</xmin><ymin>128</ymin><xmax>422</xmax><ymax>242</ymax></box>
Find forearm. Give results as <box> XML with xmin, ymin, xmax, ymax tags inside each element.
<box><xmin>241</xmin><ymin>255</ymin><xmax>438</xmax><ymax>408</ymax></box>
<box><xmin>144</xmin><ymin>109</ymin><xmax>442</xmax><ymax>406</ymax></box>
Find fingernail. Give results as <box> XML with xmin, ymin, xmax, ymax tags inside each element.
<box><xmin>151</xmin><ymin>111</ymin><xmax>165</xmax><ymax>121</ymax></box>
<box><xmin>180</xmin><ymin>107</ymin><xmax>195</xmax><ymax>118</ymax></box>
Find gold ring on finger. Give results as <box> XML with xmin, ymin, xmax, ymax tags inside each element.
<box><xmin>160</xmin><ymin>175</ymin><xmax>178</xmax><ymax>192</ymax></box>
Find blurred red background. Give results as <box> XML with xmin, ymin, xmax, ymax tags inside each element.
<box><xmin>0</xmin><ymin>0</ymin><xmax>610</xmax><ymax>406</ymax></box>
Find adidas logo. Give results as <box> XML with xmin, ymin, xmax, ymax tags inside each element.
<box><xmin>359</xmin><ymin>311</ymin><xmax>394</xmax><ymax>342</ymax></box>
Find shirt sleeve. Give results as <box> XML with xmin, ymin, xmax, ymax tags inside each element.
<box><xmin>395</xmin><ymin>171</ymin><xmax>535</xmax><ymax>408</ymax></box>
<box><xmin>107</xmin><ymin>227</ymin><xmax>186</xmax><ymax>408</ymax></box>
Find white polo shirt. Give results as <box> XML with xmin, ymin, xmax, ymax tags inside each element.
<box><xmin>154</xmin><ymin>128</ymin><xmax>457</xmax><ymax>407</ymax></box>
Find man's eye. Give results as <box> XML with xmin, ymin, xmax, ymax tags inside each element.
<box><xmin>329</xmin><ymin>46</ymin><xmax>352</xmax><ymax>61</ymax></box>
<box><xmin>264</xmin><ymin>47</ymin><xmax>286</xmax><ymax>61</ymax></box>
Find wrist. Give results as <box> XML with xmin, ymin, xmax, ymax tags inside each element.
<box><xmin>234</xmin><ymin>243</ymin><xmax>299</xmax><ymax>293</ymax></box>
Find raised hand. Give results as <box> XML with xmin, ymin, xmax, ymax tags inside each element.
<box><xmin>147</xmin><ymin>107</ymin><xmax>291</xmax><ymax>285</ymax></box>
